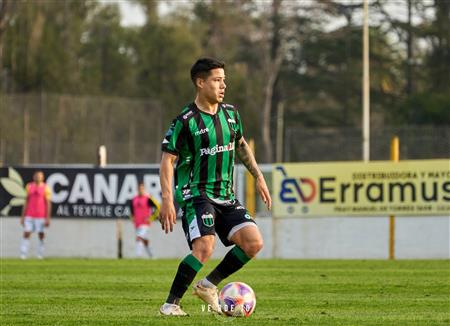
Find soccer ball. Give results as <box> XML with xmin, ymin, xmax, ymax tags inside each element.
<box><xmin>219</xmin><ymin>282</ymin><xmax>256</xmax><ymax>317</ymax></box>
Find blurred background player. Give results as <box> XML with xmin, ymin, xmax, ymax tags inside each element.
<box><xmin>129</xmin><ymin>182</ymin><xmax>160</xmax><ymax>258</ymax></box>
<box><xmin>19</xmin><ymin>170</ymin><xmax>52</xmax><ymax>259</ymax></box>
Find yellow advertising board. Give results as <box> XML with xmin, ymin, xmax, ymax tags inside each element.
<box><xmin>272</xmin><ymin>160</ymin><xmax>450</xmax><ymax>217</ymax></box>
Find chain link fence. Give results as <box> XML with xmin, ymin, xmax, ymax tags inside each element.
<box><xmin>285</xmin><ymin>125</ymin><xmax>450</xmax><ymax>162</ymax></box>
<box><xmin>1</xmin><ymin>93</ymin><xmax>449</xmax><ymax>164</ymax></box>
<box><xmin>1</xmin><ymin>93</ymin><xmax>163</xmax><ymax>164</ymax></box>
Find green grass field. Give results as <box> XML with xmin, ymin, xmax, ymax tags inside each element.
<box><xmin>1</xmin><ymin>259</ymin><xmax>449</xmax><ymax>325</ymax></box>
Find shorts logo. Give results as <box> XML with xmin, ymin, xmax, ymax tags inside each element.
<box><xmin>201</xmin><ymin>213</ymin><xmax>214</xmax><ymax>227</ymax></box>
<box><xmin>236</xmin><ymin>205</ymin><xmax>245</xmax><ymax>210</ymax></box>
<box><xmin>245</xmin><ymin>213</ymin><xmax>252</xmax><ymax>220</ymax></box>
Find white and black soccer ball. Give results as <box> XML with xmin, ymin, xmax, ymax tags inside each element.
<box><xmin>219</xmin><ymin>281</ymin><xmax>256</xmax><ymax>317</ymax></box>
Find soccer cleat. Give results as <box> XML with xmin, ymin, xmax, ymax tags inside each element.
<box><xmin>192</xmin><ymin>281</ymin><xmax>222</xmax><ymax>314</ymax></box>
<box><xmin>159</xmin><ymin>303</ymin><xmax>188</xmax><ymax>316</ymax></box>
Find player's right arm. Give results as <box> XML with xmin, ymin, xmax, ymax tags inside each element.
<box><xmin>159</xmin><ymin>152</ymin><xmax>178</xmax><ymax>234</ymax></box>
<box><xmin>20</xmin><ymin>204</ymin><xmax>26</xmax><ymax>226</ymax></box>
<box><xmin>160</xmin><ymin>116</ymin><xmax>186</xmax><ymax>233</ymax></box>
<box><xmin>20</xmin><ymin>184</ymin><xmax>30</xmax><ymax>226</ymax></box>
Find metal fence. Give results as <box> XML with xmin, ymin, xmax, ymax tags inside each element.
<box><xmin>1</xmin><ymin>93</ymin><xmax>163</xmax><ymax>164</ymax></box>
<box><xmin>285</xmin><ymin>125</ymin><xmax>450</xmax><ymax>162</ymax></box>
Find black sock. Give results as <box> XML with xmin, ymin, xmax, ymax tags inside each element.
<box><xmin>166</xmin><ymin>254</ymin><xmax>203</xmax><ymax>304</ymax></box>
<box><xmin>206</xmin><ymin>246</ymin><xmax>251</xmax><ymax>286</ymax></box>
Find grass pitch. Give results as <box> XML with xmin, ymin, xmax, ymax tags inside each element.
<box><xmin>1</xmin><ymin>259</ymin><xmax>449</xmax><ymax>325</ymax></box>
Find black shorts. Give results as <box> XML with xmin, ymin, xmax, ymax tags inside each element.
<box><xmin>181</xmin><ymin>196</ymin><xmax>257</xmax><ymax>249</ymax></box>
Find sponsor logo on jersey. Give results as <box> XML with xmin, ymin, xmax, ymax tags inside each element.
<box><xmin>194</xmin><ymin>128</ymin><xmax>209</xmax><ymax>136</ymax></box>
<box><xmin>227</xmin><ymin>118</ymin><xmax>236</xmax><ymax>123</ymax></box>
<box><xmin>201</xmin><ymin>213</ymin><xmax>214</xmax><ymax>227</ymax></box>
<box><xmin>200</xmin><ymin>142</ymin><xmax>235</xmax><ymax>156</ymax></box>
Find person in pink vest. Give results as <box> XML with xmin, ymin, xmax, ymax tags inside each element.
<box><xmin>130</xmin><ymin>182</ymin><xmax>160</xmax><ymax>258</ymax></box>
<box><xmin>20</xmin><ymin>170</ymin><xmax>52</xmax><ymax>259</ymax></box>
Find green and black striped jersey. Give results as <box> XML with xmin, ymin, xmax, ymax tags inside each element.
<box><xmin>161</xmin><ymin>103</ymin><xmax>244</xmax><ymax>205</ymax></box>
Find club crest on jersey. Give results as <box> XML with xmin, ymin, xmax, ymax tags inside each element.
<box><xmin>201</xmin><ymin>213</ymin><xmax>214</xmax><ymax>227</ymax></box>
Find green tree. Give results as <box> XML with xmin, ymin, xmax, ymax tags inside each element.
<box><xmin>80</xmin><ymin>3</ymin><xmax>135</xmax><ymax>96</ymax></box>
<box><xmin>2</xmin><ymin>0</ymin><xmax>93</xmax><ymax>93</ymax></box>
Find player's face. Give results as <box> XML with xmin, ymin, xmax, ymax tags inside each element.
<box><xmin>199</xmin><ymin>68</ymin><xmax>226</xmax><ymax>104</ymax></box>
<box><xmin>138</xmin><ymin>184</ymin><xmax>145</xmax><ymax>195</ymax></box>
<box><xmin>34</xmin><ymin>172</ymin><xmax>44</xmax><ymax>183</ymax></box>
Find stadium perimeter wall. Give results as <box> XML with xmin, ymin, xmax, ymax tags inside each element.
<box><xmin>1</xmin><ymin>216</ymin><xmax>448</xmax><ymax>259</ymax></box>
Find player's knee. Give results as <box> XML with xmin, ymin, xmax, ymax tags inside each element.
<box><xmin>192</xmin><ymin>240</ymin><xmax>215</xmax><ymax>263</ymax></box>
<box><xmin>193</xmin><ymin>247</ymin><xmax>213</xmax><ymax>263</ymax></box>
<box><xmin>242</xmin><ymin>239</ymin><xmax>263</xmax><ymax>258</ymax></box>
<box><xmin>23</xmin><ymin>232</ymin><xmax>31</xmax><ymax>239</ymax></box>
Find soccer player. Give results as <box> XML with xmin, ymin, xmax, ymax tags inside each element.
<box><xmin>19</xmin><ymin>170</ymin><xmax>52</xmax><ymax>259</ymax></box>
<box><xmin>159</xmin><ymin>58</ymin><xmax>272</xmax><ymax>316</ymax></box>
<box><xmin>129</xmin><ymin>182</ymin><xmax>160</xmax><ymax>258</ymax></box>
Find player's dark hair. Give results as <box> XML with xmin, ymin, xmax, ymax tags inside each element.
<box><xmin>190</xmin><ymin>57</ymin><xmax>225</xmax><ymax>86</ymax></box>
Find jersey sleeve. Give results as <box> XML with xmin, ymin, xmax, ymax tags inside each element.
<box><xmin>235</xmin><ymin>109</ymin><xmax>244</xmax><ymax>141</ymax></box>
<box><xmin>148</xmin><ymin>196</ymin><xmax>161</xmax><ymax>221</ymax></box>
<box><xmin>161</xmin><ymin>118</ymin><xmax>185</xmax><ymax>155</ymax></box>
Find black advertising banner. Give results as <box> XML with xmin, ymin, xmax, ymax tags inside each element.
<box><xmin>0</xmin><ymin>166</ymin><xmax>161</xmax><ymax>218</ymax></box>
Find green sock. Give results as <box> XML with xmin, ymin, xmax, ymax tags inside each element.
<box><xmin>166</xmin><ymin>254</ymin><xmax>203</xmax><ymax>304</ymax></box>
<box><xmin>206</xmin><ymin>246</ymin><xmax>251</xmax><ymax>286</ymax></box>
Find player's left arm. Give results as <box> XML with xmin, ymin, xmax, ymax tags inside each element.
<box><xmin>236</xmin><ymin>137</ymin><xmax>272</xmax><ymax>210</ymax></box>
<box><xmin>148</xmin><ymin>196</ymin><xmax>161</xmax><ymax>222</ymax></box>
<box><xmin>45</xmin><ymin>185</ymin><xmax>52</xmax><ymax>226</ymax></box>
